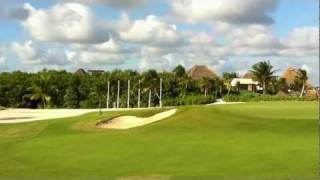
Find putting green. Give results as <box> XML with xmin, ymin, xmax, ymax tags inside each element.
<box><xmin>0</xmin><ymin>101</ymin><xmax>318</xmax><ymax>180</ymax></box>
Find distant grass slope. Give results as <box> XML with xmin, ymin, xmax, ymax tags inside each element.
<box><xmin>0</xmin><ymin>102</ymin><xmax>318</xmax><ymax>180</ymax></box>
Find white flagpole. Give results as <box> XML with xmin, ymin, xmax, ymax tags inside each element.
<box><xmin>106</xmin><ymin>81</ymin><xmax>110</xmax><ymax>109</ymax></box>
<box><xmin>138</xmin><ymin>80</ymin><xmax>141</xmax><ymax>109</ymax></box>
<box><xmin>117</xmin><ymin>80</ymin><xmax>120</xmax><ymax>109</ymax></box>
<box><xmin>127</xmin><ymin>79</ymin><xmax>130</xmax><ymax>109</ymax></box>
<box><xmin>160</xmin><ymin>78</ymin><xmax>162</xmax><ymax>108</ymax></box>
<box><xmin>148</xmin><ymin>89</ymin><xmax>151</xmax><ymax>108</ymax></box>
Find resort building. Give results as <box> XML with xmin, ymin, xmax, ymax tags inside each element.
<box><xmin>231</xmin><ymin>78</ymin><xmax>260</xmax><ymax>92</ymax></box>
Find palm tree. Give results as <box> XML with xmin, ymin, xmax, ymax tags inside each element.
<box><xmin>23</xmin><ymin>70</ymin><xmax>53</xmax><ymax>108</ymax></box>
<box><xmin>173</xmin><ymin>65</ymin><xmax>186</xmax><ymax>77</ymax></box>
<box><xmin>222</xmin><ymin>72</ymin><xmax>237</xmax><ymax>95</ymax></box>
<box><xmin>199</xmin><ymin>77</ymin><xmax>212</xmax><ymax>96</ymax></box>
<box><xmin>90</xmin><ymin>75</ymin><xmax>107</xmax><ymax>114</ymax></box>
<box><xmin>250</xmin><ymin>61</ymin><xmax>276</xmax><ymax>95</ymax></box>
<box><xmin>141</xmin><ymin>70</ymin><xmax>159</xmax><ymax>107</ymax></box>
<box><xmin>295</xmin><ymin>69</ymin><xmax>308</xmax><ymax>97</ymax></box>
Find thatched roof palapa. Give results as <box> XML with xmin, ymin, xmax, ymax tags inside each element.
<box><xmin>75</xmin><ymin>68</ymin><xmax>86</xmax><ymax>75</ymax></box>
<box><xmin>282</xmin><ymin>67</ymin><xmax>298</xmax><ymax>86</ymax></box>
<box><xmin>243</xmin><ymin>72</ymin><xmax>255</xmax><ymax>79</ymax></box>
<box><xmin>187</xmin><ymin>65</ymin><xmax>218</xmax><ymax>80</ymax></box>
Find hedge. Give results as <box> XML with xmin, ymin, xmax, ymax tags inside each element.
<box><xmin>163</xmin><ymin>95</ymin><xmax>216</xmax><ymax>106</ymax></box>
<box><xmin>223</xmin><ymin>92</ymin><xmax>317</xmax><ymax>102</ymax></box>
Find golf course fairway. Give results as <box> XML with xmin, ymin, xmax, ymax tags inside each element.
<box><xmin>0</xmin><ymin>101</ymin><xmax>318</xmax><ymax>180</ymax></box>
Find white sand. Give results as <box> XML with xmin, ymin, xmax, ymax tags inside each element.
<box><xmin>206</xmin><ymin>99</ymin><xmax>245</xmax><ymax>106</ymax></box>
<box><xmin>0</xmin><ymin>107</ymin><xmax>160</xmax><ymax>124</ymax></box>
<box><xmin>99</xmin><ymin>109</ymin><xmax>177</xmax><ymax>129</ymax></box>
<box><xmin>0</xmin><ymin>108</ymin><xmax>98</xmax><ymax>124</ymax></box>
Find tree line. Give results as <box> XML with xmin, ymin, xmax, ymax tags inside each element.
<box><xmin>0</xmin><ymin>61</ymin><xmax>310</xmax><ymax>109</ymax></box>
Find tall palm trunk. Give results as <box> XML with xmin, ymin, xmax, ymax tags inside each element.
<box><xmin>41</xmin><ymin>95</ymin><xmax>47</xmax><ymax>109</ymax></box>
<box><xmin>148</xmin><ymin>89</ymin><xmax>151</xmax><ymax>108</ymax></box>
<box><xmin>300</xmin><ymin>81</ymin><xmax>305</xmax><ymax>97</ymax></box>
<box><xmin>263</xmin><ymin>80</ymin><xmax>266</xmax><ymax>95</ymax></box>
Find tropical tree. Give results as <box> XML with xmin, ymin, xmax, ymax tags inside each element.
<box><xmin>250</xmin><ymin>61</ymin><xmax>276</xmax><ymax>95</ymax></box>
<box><xmin>90</xmin><ymin>75</ymin><xmax>107</xmax><ymax>114</ymax></box>
<box><xmin>269</xmin><ymin>77</ymin><xmax>288</xmax><ymax>95</ymax></box>
<box><xmin>222</xmin><ymin>72</ymin><xmax>237</xmax><ymax>95</ymax></box>
<box><xmin>173</xmin><ymin>65</ymin><xmax>186</xmax><ymax>77</ymax></box>
<box><xmin>295</xmin><ymin>69</ymin><xmax>308</xmax><ymax>97</ymax></box>
<box><xmin>23</xmin><ymin>70</ymin><xmax>54</xmax><ymax>108</ymax></box>
<box><xmin>141</xmin><ymin>70</ymin><xmax>160</xmax><ymax>106</ymax></box>
<box><xmin>199</xmin><ymin>77</ymin><xmax>212</xmax><ymax>96</ymax></box>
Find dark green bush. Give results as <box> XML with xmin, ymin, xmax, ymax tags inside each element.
<box><xmin>223</xmin><ymin>92</ymin><xmax>317</xmax><ymax>102</ymax></box>
<box><xmin>163</xmin><ymin>95</ymin><xmax>215</xmax><ymax>106</ymax></box>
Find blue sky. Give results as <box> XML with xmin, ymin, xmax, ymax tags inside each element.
<box><xmin>0</xmin><ymin>0</ymin><xmax>319</xmax><ymax>84</ymax></box>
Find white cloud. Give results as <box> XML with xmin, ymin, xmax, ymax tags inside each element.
<box><xmin>66</xmin><ymin>0</ymin><xmax>147</xmax><ymax>8</ymax></box>
<box><xmin>301</xmin><ymin>64</ymin><xmax>311</xmax><ymax>73</ymax></box>
<box><xmin>139</xmin><ymin>56</ymin><xmax>171</xmax><ymax>71</ymax></box>
<box><xmin>67</xmin><ymin>38</ymin><xmax>138</xmax><ymax>65</ymax></box>
<box><xmin>219</xmin><ymin>24</ymin><xmax>283</xmax><ymax>56</ymax></box>
<box><xmin>12</xmin><ymin>40</ymin><xmax>70</xmax><ymax>66</ymax></box>
<box><xmin>0</xmin><ymin>46</ymin><xmax>5</xmax><ymax>65</ymax></box>
<box><xmin>120</xmin><ymin>15</ymin><xmax>183</xmax><ymax>46</ymax></box>
<box><xmin>22</xmin><ymin>2</ymin><xmax>109</xmax><ymax>44</ymax></box>
<box><xmin>280</xmin><ymin>26</ymin><xmax>319</xmax><ymax>56</ymax></box>
<box><xmin>170</xmin><ymin>0</ymin><xmax>278</xmax><ymax>24</ymax></box>
<box><xmin>139</xmin><ymin>31</ymin><xmax>228</xmax><ymax>72</ymax></box>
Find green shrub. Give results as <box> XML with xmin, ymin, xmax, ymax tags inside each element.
<box><xmin>223</xmin><ymin>92</ymin><xmax>317</xmax><ymax>102</ymax></box>
<box><xmin>163</xmin><ymin>95</ymin><xmax>215</xmax><ymax>106</ymax></box>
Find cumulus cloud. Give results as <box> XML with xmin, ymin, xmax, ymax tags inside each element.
<box><xmin>21</xmin><ymin>3</ymin><xmax>109</xmax><ymax>44</ymax></box>
<box><xmin>170</xmin><ymin>0</ymin><xmax>279</xmax><ymax>24</ymax></box>
<box><xmin>12</xmin><ymin>40</ymin><xmax>70</xmax><ymax>66</ymax></box>
<box><xmin>212</xmin><ymin>24</ymin><xmax>319</xmax><ymax>57</ymax></box>
<box><xmin>280</xmin><ymin>26</ymin><xmax>319</xmax><ymax>56</ymax></box>
<box><xmin>0</xmin><ymin>46</ymin><xmax>5</xmax><ymax>65</ymax></box>
<box><xmin>120</xmin><ymin>15</ymin><xmax>183</xmax><ymax>46</ymax></box>
<box><xmin>65</xmin><ymin>0</ymin><xmax>147</xmax><ymax>8</ymax></box>
<box><xmin>67</xmin><ymin>38</ymin><xmax>138</xmax><ymax>65</ymax></box>
<box><xmin>139</xmin><ymin>31</ymin><xmax>228</xmax><ymax>71</ymax></box>
<box><xmin>216</xmin><ymin>24</ymin><xmax>283</xmax><ymax>56</ymax></box>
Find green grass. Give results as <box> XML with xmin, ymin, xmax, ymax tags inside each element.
<box><xmin>0</xmin><ymin>102</ymin><xmax>318</xmax><ymax>180</ymax></box>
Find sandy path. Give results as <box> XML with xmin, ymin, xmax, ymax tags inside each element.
<box><xmin>98</xmin><ymin>109</ymin><xmax>177</xmax><ymax>129</ymax></box>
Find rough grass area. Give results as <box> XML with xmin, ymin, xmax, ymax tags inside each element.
<box><xmin>0</xmin><ymin>102</ymin><xmax>317</xmax><ymax>180</ymax></box>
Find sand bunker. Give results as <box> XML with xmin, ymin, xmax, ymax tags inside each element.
<box><xmin>0</xmin><ymin>109</ymin><xmax>98</xmax><ymax>123</ymax></box>
<box><xmin>98</xmin><ymin>109</ymin><xmax>177</xmax><ymax>129</ymax></box>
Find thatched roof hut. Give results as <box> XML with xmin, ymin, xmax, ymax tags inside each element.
<box><xmin>282</xmin><ymin>67</ymin><xmax>298</xmax><ymax>86</ymax></box>
<box><xmin>243</xmin><ymin>72</ymin><xmax>255</xmax><ymax>79</ymax></box>
<box><xmin>282</xmin><ymin>67</ymin><xmax>314</xmax><ymax>90</ymax></box>
<box><xmin>187</xmin><ymin>65</ymin><xmax>218</xmax><ymax>80</ymax></box>
<box><xmin>75</xmin><ymin>68</ymin><xmax>86</xmax><ymax>75</ymax></box>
